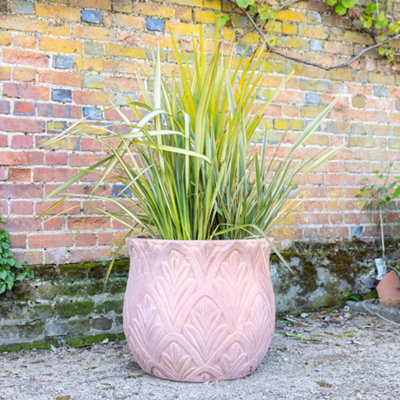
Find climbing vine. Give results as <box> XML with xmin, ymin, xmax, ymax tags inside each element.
<box><xmin>218</xmin><ymin>0</ymin><xmax>400</xmax><ymax>69</ymax></box>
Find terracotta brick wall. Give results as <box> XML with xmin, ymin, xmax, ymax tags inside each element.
<box><xmin>0</xmin><ymin>0</ymin><xmax>399</xmax><ymax>265</ymax></box>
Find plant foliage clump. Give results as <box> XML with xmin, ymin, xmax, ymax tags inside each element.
<box><xmin>0</xmin><ymin>216</ymin><xmax>33</xmax><ymax>297</ymax></box>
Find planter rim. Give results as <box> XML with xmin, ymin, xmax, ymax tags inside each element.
<box><xmin>127</xmin><ymin>237</ymin><xmax>269</xmax><ymax>244</ymax></box>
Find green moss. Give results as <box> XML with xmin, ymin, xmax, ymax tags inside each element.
<box><xmin>56</xmin><ymin>300</ymin><xmax>94</xmax><ymax>318</ymax></box>
<box><xmin>67</xmin><ymin>332</ymin><xmax>125</xmax><ymax>348</ymax></box>
<box><xmin>0</xmin><ymin>338</ymin><xmax>58</xmax><ymax>353</ymax></box>
<box><xmin>95</xmin><ymin>299</ymin><xmax>123</xmax><ymax>314</ymax></box>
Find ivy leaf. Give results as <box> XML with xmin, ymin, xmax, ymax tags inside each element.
<box><xmin>236</xmin><ymin>0</ymin><xmax>254</xmax><ymax>8</ymax></box>
<box><xmin>360</xmin><ymin>14</ymin><xmax>373</xmax><ymax>29</ymax></box>
<box><xmin>389</xmin><ymin>22</ymin><xmax>400</xmax><ymax>34</ymax></box>
<box><xmin>342</xmin><ymin>0</ymin><xmax>355</xmax><ymax>8</ymax></box>
<box><xmin>365</xmin><ymin>3</ymin><xmax>378</xmax><ymax>15</ymax></box>
<box><xmin>326</xmin><ymin>0</ymin><xmax>338</xmax><ymax>6</ymax></box>
<box><xmin>0</xmin><ymin>282</ymin><xmax>6</xmax><ymax>294</ymax></box>
<box><xmin>335</xmin><ymin>3</ymin><xmax>347</xmax><ymax>15</ymax></box>
<box><xmin>216</xmin><ymin>14</ymin><xmax>230</xmax><ymax>28</ymax></box>
<box><xmin>379</xmin><ymin>33</ymin><xmax>386</xmax><ymax>41</ymax></box>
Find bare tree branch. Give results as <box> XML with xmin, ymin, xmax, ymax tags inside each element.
<box><xmin>227</xmin><ymin>0</ymin><xmax>400</xmax><ymax>70</ymax></box>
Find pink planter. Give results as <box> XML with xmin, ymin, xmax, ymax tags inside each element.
<box><xmin>123</xmin><ymin>238</ymin><xmax>275</xmax><ymax>382</ymax></box>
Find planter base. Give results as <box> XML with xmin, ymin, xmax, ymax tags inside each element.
<box><xmin>123</xmin><ymin>239</ymin><xmax>275</xmax><ymax>382</ymax></box>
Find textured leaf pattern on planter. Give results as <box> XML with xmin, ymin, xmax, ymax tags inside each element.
<box><xmin>123</xmin><ymin>239</ymin><xmax>275</xmax><ymax>382</ymax></box>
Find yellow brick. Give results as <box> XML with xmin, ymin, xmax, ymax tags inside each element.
<box><xmin>0</xmin><ymin>66</ymin><xmax>11</xmax><ymax>80</ymax></box>
<box><xmin>166</xmin><ymin>22</ymin><xmax>201</xmax><ymax>36</ymax></box>
<box><xmin>330</xmin><ymin>188</ymin><xmax>343</xmax><ymax>198</ymax></box>
<box><xmin>274</xmin><ymin>119</ymin><xmax>288</xmax><ymax>130</ymax></box>
<box><xmin>389</xmin><ymin>138</ymin><xmax>400</xmax><ymax>149</ymax></box>
<box><xmin>327</xmin><ymin>69</ymin><xmax>354</xmax><ymax>81</ymax></box>
<box><xmin>267</xmin><ymin>21</ymin><xmax>282</xmax><ymax>34</ymax></box>
<box><xmin>105</xmin><ymin>43</ymin><xmax>146</xmax><ymax>59</ymax></box>
<box><xmin>73</xmin><ymin>25</ymin><xmax>114</xmax><ymax>41</ymax></box>
<box><xmin>169</xmin><ymin>0</ymin><xmax>202</xmax><ymax>6</ymax></box>
<box><xmin>288</xmin><ymin>119</ymin><xmax>305</xmax><ymax>130</ymax></box>
<box><xmin>47</xmin><ymin>121</ymin><xmax>67</xmax><ymax>132</ymax></box>
<box><xmin>275</xmin><ymin>10</ymin><xmax>305</xmax><ymax>22</ymax></box>
<box><xmin>133</xmin><ymin>3</ymin><xmax>173</xmax><ymax>18</ymax></box>
<box><xmin>0</xmin><ymin>16</ymin><xmax>46</xmax><ymax>33</ymax></box>
<box><xmin>194</xmin><ymin>10</ymin><xmax>217</xmax><ymax>24</ymax></box>
<box><xmin>48</xmin><ymin>23</ymin><xmax>71</xmax><ymax>36</ymax></box>
<box><xmin>0</xmin><ymin>31</ymin><xmax>11</xmax><ymax>46</ymax></box>
<box><xmin>302</xmin><ymin>26</ymin><xmax>327</xmax><ymax>40</ymax></box>
<box><xmin>282</xmin><ymin>23</ymin><xmax>297</xmax><ymax>35</ymax></box>
<box><xmin>300</xmin><ymin>106</ymin><xmax>325</xmax><ymax>118</ymax></box>
<box><xmin>276</xmin><ymin>37</ymin><xmax>308</xmax><ymax>49</ymax></box>
<box><xmin>368</xmin><ymin>73</ymin><xmax>395</xmax><ymax>85</ymax></box>
<box><xmin>36</xmin><ymin>4</ymin><xmax>81</xmax><ymax>21</ymax></box>
<box><xmin>261</xmin><ymin>75</ymin><xmax>283</xmax><ymax>88</ymax></box>
<box><xmin>118</xmin><ymin>61</ymin><xmax>139</xmax><ymax>74</ymax></box>
<box><xmin>348</xmin><ymin>136</ymin><xmax>375</xmax><ymax>147</ymax></box>
<box><xmin>104</xmin><ymin>14</ymin><xmax>145</xmax><ymax>29</ymax></box>
<box><xmin>223</xmin><ymin>27</ymin><xmax>236</xmax><ymax>41</ymax></box>
<box><xmin>75</xmin><ymin>57</ymin><xmax>103</xmax><ymax>71</ymax></box>
<box><xmin>70</xmin><ymin>0</ymin><xmax>111</xmax><ymax>9</ymax></box>
<box><xmin>344</xmin><ymin>31</ymin><xmax>373</xmax><ymax>46</ymax></box>
<box><xmin>204</xmin><ymin>0</ymin><xmax>221</xmax><ymax>10</ymax></box>
<box><xmin>39</xmin><ymin>37</ymin><xmax>83</xmax><ymax>54</ymax></box>
<box><xmin>260</xmin><ymin>61</ymin><xmax>274</xmax><ymax>73</ymax></box>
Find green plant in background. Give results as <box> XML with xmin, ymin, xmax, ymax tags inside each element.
<box><xmin>42</xmin><ymin>35</ymin><xmax>343</xmax><ymax>278</ymax></box>
<box><xmin>357</xmin><ymin>165</ymin><xmax>400</xmax><ymax>267</ymax></box>
<box><xmin>0</xmin><ymin>216</ymin><xmax>33</xmax><ymax>297</ymax></box>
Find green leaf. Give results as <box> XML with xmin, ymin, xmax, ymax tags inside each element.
<box><xmin>379</xmin><ymin>33</ymin><xmax>386</xmax><ymax>41</ymax></box>
<box><xmin>216</xmin><ymin>14</ymin><xmax>230</xmax><ymax>28</ymax></box>
<box><xmin>389</xmin><ymin>22</ymin><xmax>400</xmax><ymax>34</ymax></box>
<box><xmin>236</xmin><ymin>0</ymin><xmax>254</xmax><ymax>8</ymax></box>
<box><xmin>342</xmin><ymin>0</ymin><xmax>355</xmax><ymax>8</ymax></box>
<box><xmin>365</xmin><ymin>3</ymin><xmax>378</xmax><ymax>14</ymax></box>
<box><xmin>335</xmin><ymin>3</ymin><xmax>347</xmax><ymax>15</ymax></box>
<box><xmin>0</xmin><ymin>282</ymin><xmax>6</xmax><ymax>294</ymax></box>
<box><xmin>326</xmin><ymin>0</ymin><xmax>338</xmax><ymax>6</ymax></box>
<box><xmin>393</xmin><ymin>186</ymin><xmax>400</xmax><ymax>199</ymax></box>
<box><xmin>360</xmin><ymin>14</ymin><xmax>373</xmax><ymax>29</ymax></box>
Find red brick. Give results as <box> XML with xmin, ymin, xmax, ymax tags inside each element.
<box><xmin>43</xmin><ymin>216</ymin><xmax>66</xmax><ymax>231</ymax></box>
<box><xmin>10</xmin><ymin>200</ymin><xmax>33</xmax><ymax>215</ymax></box>
<box><xmin>68</xmin><ymin>216</ymin><xmax>110</xmax><ymax>230</ymax></box>
<box><xmin>76</xmin><ymin>233</ymin><xmax>96</xmax><ymax>247</ymax></box>
<box><xmin>0</xmin><ymin>151</ymin><xmax>43</xmax><ymax>166</ymax></box>
<box><xmin>13</xmin><ymin>67</ymin><xmax>36</xmax><ymax>82</ymax></box>
<box><xmin>68</xmin><ymin>248</ymin><xmax>110</xmax><ymax>263</ymax></box>
<box><xmin>81</xmin><ymin>137</ymin><xmax>102</xmax><ymax>151</ymax></box>
<box><xmin>14</xmin><ymin>101</ymin><xmax>35</xmax><ymax>116</ymax></box>
<box><xmin>36</xmin><ymin>200</ymin><xmax>81</xmax><ymax>215</ymax></box>
<box><xmin>38</xmin><ymin>70</ymin><xmax>82</xmax><ymax>88</ymax></box>
<box><xmin>3</xmin><ymin>83</ymin><xmax>49</xmax><ymax>101</ymax></box>
<box><xmin>29</xmin><ymin>233</ymin><xmax>74</xmax><ymax>248</ymax></box>
<box><xmin>5</xmin><ymin>217</ymin><xmax>41</xmax><ymax>232</ymax></box>
<box><xmin>12</xmin><ymin>33</ymin><xmax>36</xmax><ymax>49</ymax></box>
<box><xmin>12</xmin><ymin>134</ymin><xmax>34</xmax><ymax>149</ymax></box>
<box><xmin>98</xmin><ymin>231</ymin><xmax>125</xmax><ymax>246</ymax></box>
<box><xmin>45</xmin><ymin>152</ymin><xmax>68</xmax><ymax>165</ymax></box>
<box><xmin>0</xmin><ymin>117</ymin><xmax>44</xmax><ymax>133</ymax></box>
<box><xmin>104</xmin><ymin>76</ymin><xmax>139</xmax><ymax>92</ymax></box>
<box><xmin>73</xmin><ymin>90</ymin><xmax>111</xmax><ymax>105</ymax></box>
<box><xmin>69</xmin><ymin>153</ymin><xmax>105</xmax><ymax>167</ymax></box>
<box><xmin>2</xmin><ymin>48</ymin><xmax>49</xmax><ymax>68</ymax></box>
<box><xmin>0</xmin><ymin>183</ymin><xmax>42</xmax><ymax>199</ymax></box>
<box><xmin>33</xmin><ymin>168</ymin><xmax>77</xmax><ymax>182</ymax></box>
<box><xmin>8</xmin><ymin>168</ymin><xmax>31</xmax><ymax>183</ymax></box>
<box><xmin>0</xmin><ymin>199</ymin><xmax>7</xmax><ymax>214</ymax></box>
<box><xmin>9</xmin><ymin>234</ymin><xmax>27</xmax><ymax>248</ymax></box>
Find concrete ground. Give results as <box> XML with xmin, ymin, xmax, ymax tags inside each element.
<box><xmin>1</xmin><ymin>308</ymin><xmax>399</xmax><ymax>400</ymax></box>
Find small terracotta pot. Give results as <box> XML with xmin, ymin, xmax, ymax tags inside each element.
<box><xmin>376</xmin><ymin>270</ymin><xmax>400</xmax><ymax>307</ymax></box>
<box><xmin>123</xmin><ymin>238</ymin><xmax>275</xmax><ymax>382</ymax></box>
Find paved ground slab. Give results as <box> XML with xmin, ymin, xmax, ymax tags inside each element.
<box><xmin>1</xmin><ymin>308</ymin><xmax>399</xmax><ymax>400</ymax></box>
